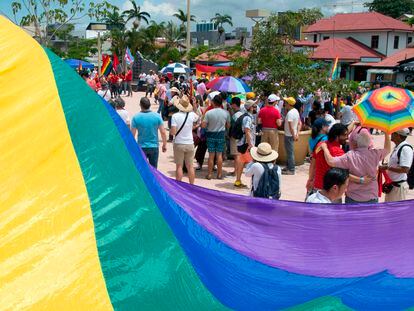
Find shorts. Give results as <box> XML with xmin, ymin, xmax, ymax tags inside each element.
<box><xmin>239</xmin><ymin>150</ymin><xmax>252</xmax><ymax>163</ymax></box>
<box><xmin>206</xmin><ymin>131</ymin><xmax>226</xmax><ymax>153</ymax></box>
<box><xmin>173</xmin><ymin>143</ymin><xmax>195</xmax><ymax>165</ymax></box>
<box><xmin>229</xmin><ymin>137</ymin><xmax>239</xmax><ymax>156</ymax></box>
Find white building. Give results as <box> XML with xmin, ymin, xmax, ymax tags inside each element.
<box><xmin>304</xmin><ymin>12</ymin><xmax>414</xmax><ymax>57</ymax></box>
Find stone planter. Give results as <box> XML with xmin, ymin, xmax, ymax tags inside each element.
<box><xmin>277</xmin><ymin>130</ymin><xmax>311</xmax><ymax>166</ymax></box>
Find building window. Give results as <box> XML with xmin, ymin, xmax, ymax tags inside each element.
<box><xmin>313</xmin><ymin>34</ymin><xmax>317</xmax><ymax>43</ymax></box>
<box><xmin>394</xmin><ymin>36</ymin><xmax>400</xmax><ymax>49</ymax></box>
<box><xmin>371</xmin><ymin>35</ymin><xmax>379</xmax><ymax>49</ymax></box>
<box><xmin>409</xmin><ymin>37</ymin><xmax>413</xmax><ymax>44</ymax></box>
<box><xmin>323</xmin><ymin>36</ymin><xmax>330</xmax><ymax>40</ymax></box>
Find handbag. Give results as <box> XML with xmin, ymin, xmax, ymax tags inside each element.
<box><xmin>237</xmin><ymin>143</ymin><xmax>249</xmax><ymax>154</ymax></box>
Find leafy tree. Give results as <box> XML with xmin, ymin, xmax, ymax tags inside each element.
<box><xmin>188</xmin><ymin>45</ymin><xmax>209</xmax><ymax>60</ymax></box>
<box><xmin>122</xmin><ymin>0</ymin><xmax>151</xmax><ymax>29</ymax></box>
<box><xmin>173</xmin><ymin>9</ymin><xmax>196</xmax><ymax>28</ymax></box>
<box><xmin>104</xmin><ymin>7</ymin><xmax>126</xmax><ymax>30</ymax></box>
<box><xmin>364</xmin><ymin>0</ymin><xmax>414</xmax><ymax>18</ymax></box>
<box><xmin>297</xmin><ymin>8</ymin><xmax>324</xmax><ymax>26</ymax></box>
<box><xmin>11</xmin><ymin>0</ymin><xmax>113</xmax><ymax>46</ymax></box>
<box><xmin>156</xmin><ymin>47</ymin><xmax>182</xmax><ymax>67</ymax></box>
<box><xmin>66</xmin><ymin>38</ymin><xmax>98</xmax><ymax>60</ymax></box>
<box><xmin>247</xmin><ymin>14</ymin><xmax>329</xmax><ymax>96</ymax></box>
<box><xmin>163</xmin><ymin>21</ymin><xmax>185</xmax><ymax>48</ymax></box>
<box><xmin>211</xmin><ymin>13</ymin><xmax>233</xmax><ymax>42</ymax></box>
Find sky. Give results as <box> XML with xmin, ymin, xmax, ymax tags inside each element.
<box><xmin>0</xmin><ymin>0</ymin><xmax>368</xmax><ymax>31</ymax></box>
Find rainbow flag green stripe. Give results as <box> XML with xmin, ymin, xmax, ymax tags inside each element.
<box><xmin>43</xmin><ymin>49</ymin><xmax>226</xmax><ymax>310</ymax></box>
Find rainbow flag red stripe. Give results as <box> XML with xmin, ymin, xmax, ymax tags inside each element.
<box><xmin>101</xmin><ymin>55</ymin><xmax>113</xmax><ymax>76</ymax></box>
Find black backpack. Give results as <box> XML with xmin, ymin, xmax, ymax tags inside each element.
<box><xmin>397</xmin><ymin>144</ymin><xmax>414</xmax><ymax>189</ymax></box>
<box><xmin>253</xmin><ymin>163</ymin><xmax>281</xmax><ymax>199</ymax></box>
<box><xmin>230</xmin><ymin>113</ymin><xmax>249</xmax><ymax>140</ymax></box>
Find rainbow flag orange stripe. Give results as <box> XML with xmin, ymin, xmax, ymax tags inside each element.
<box><xmin>330</xmin><ymin>56</ymin><xmax>339</xmax><ymax>80</ymax></box>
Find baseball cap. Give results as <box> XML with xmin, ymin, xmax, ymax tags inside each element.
<box><xmin>283</xmin><ymin>97</ymin><xmax>296</xmax><ymax>106</ymax></box>
<box><xmin>268</xmin><ymin>94</ymin><xmax>280</xmax><ymax>103</ymax></box>
<box><xmin>396</xmin><ymin>128</ymin><xmax>410</xmax><ymax>136</ymax></box>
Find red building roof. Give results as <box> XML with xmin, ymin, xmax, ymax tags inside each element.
<box><xmin>304</xmin><ymin>12</ymin><xmax>414</xmax><ymax>33</ymax></box>
<box><xmin>293</xmin><ymin>40</ymin><xmax>319</xmax><ymax>47</ymax></box>
<box><xmin>310</xmin><ymin>37</ymin><xmax>384</xmax><ymax>61</ymax></box>
<box><xmin>373</xmin><ymin>47</ymin><xmax>414</xmax><ymax>67</ymax></box>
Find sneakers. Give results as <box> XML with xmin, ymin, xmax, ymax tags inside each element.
<box><xmin>281</xmin><ymin>168</ymin><xmax>295</xmax><ymax>175</ymax></box>
<box><xmin>234</xmin><ymin>180</ymin><xmax>248</xmax><ymax>188</ymax></box>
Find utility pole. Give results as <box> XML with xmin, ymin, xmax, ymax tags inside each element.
<box><xmin>186</xmin><ymin>0</ymin><xmax>191</xmax><ymax>67</ymax></box>
<box><xmin>97</xmin><ymin>31</ymin><xmax>101</xmax><ymax>76</ymax></box>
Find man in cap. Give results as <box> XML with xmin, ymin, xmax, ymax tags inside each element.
<box><xmin>170</xmin><ymin>95</ymin><xmax>199</xmax><ymax>184</ymax></box>
<box><xmin>282</xmin><ymin>97</ymin><xmax>300</xmax><ymax>175</ymax></box>
<box><xmin>245</xmin><ymin>142</ymin><xmax>281</xmax><ymax>199</ymax></box>
<box><xmin>380</xmin><ymin>128</ymin><xmax>413</xmax><ymax>202</ymax></box>
<box><xmin>258</xmin><ymin>94</ymin><xmax>282</xmax><ymax>152</ymax></box>
<box><xmin>235</xmin><ymin>100</ymin><xmax>257</xmax><ymax>188</ymax></box>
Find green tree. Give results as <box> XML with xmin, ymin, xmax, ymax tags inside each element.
<box><xmin>173</xmin><ymin>9</ymin><xmax>196</xmax><ymax>28</ymax></box>
<box><xmin>211</xmin><ymin>13</ymin><xmax>233</xmax><ymax>42</ymax></box>
<box><xmin>66</xmin><ymin>38</ymin><xmax>98</xmax><ymax>60</ymax></box>
<box><xmin>156</xmin><ymin>47</ymin><xmax>182</xmax><ymax>67</ymax></box>
<box><xmin>364</xmin><ymin>0</ymin><xmax>414</xmax><ymax>18</ymax></box>
<box><xmin>297</xmin><ymin>8</ymin><xmax>324</xmax><ymax>26</ymax></box>
<box><xmin>247</xmin><ymin>14</ymin><xmax>328</xmax><ymax>96</ymax></box>
<box><xmin>104</xmin><ymin>7</ymin><xmax>126</xmax><ymax>30</ymax></box>
<box><xmin>11</xmin><ymin>0</ymin><xmax>113</xmax><ymax>46</ymax></box>
<box><xmin>163</xmin><ymin>21</ymin><xmax>185</xmax><ymax>48</ymax></box>
<box><xmin>122</xmin><ymin>0</ymin><xmax>151</xmax><ymax>29</ymax></box>
<box><xmin>188</xmin><ymin>45</ymin><xmax>209</xmax><ymax>60</ymax></box>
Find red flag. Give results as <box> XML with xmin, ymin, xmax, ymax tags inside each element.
<box><xmin>113</xmin><ymin>53</ymin><xmax>120</xmax><ymax>72</ymax></box>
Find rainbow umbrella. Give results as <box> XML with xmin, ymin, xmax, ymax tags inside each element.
<box><xmin>209</xmin><ymin>76</ymin><xmax>252</xmax><ymax>93</ymax></box>
<box><xmin>353</xmin><ymin>86</ymin><xmax>414</xmax><ymax>134</ymax></box>
<box><xmin>206</xmin><ymin>77</ymin><xmax>223</xmax><ymax>89</ymax></box>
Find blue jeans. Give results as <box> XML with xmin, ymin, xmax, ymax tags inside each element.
<box><xmin>345</xmin><ymin>196</ymin><xmax>378</xmax><ymax>204</ymax></box>
<box><xmin>284</xmin><ymin>135</ymin><xmax>295</xmax><ymax>172</ymax></box>
<box><xmin>142</xmin><ymin>147</ymin><xmax>159</xmax><ymax>168</ymax></box>
<box><xmin>157</xmin><ymin>99</ymin><xmax>164</xmax><ymax>114</ymax></box>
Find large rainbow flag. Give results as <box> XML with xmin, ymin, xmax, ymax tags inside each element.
<box><xmin>2</xmin><ymin>16</ymin><xmax>414</xmax><ymax>310</ymax></box>
<box><xmin>102</xmin><ymin>54</ymin><xmax>113</xmax><ymax>76</ymax></box>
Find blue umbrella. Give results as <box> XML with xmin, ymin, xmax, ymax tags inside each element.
<box><xmin>160</xmin><ymin>62</ymin><xmax>190</xmax><ymax>74</ymax></box>
<box><xmin>64</xmin><ymin>59</ymin><xmax>94</xmax><ymax>69</ymax></box>
<box><xmin>210</xmin><ymin>76</ymin><xmax>252</xmax><ymax>94</ymax></box>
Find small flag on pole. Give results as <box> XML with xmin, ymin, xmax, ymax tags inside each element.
<box><xmin>113</xmin><ymin>53</ymin><xmax>120</xmax><ymax>72</ymax></box>
<box><xmin>330</xmin><ymin>56</ymin><xmax>339</xmax><ymax>80</ymax></box>
<box><xmin>102</xmin><ymin>54</ymin><xmax>113</xmax><ymax>77</ymax></box>
<box><xmin>78</xmin><ymin>60</ymin><xmax>83</xmax><ymax>72</ymax></box>
<box><xmin>125</xmin><ymin>47</ymin><xmax>135</xmax><ymax>66</ymax></box>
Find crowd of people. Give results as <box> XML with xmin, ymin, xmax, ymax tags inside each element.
<box><xmin>82</xmin><ymin>68</ymin><xmax>414</xmax><ymax>204</ymax></box>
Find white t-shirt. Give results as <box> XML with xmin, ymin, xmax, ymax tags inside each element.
<box><xmin>172</xmin><ymin>111</ymin><xmax>199</xmax><ymax>144</ymax></box>
<box><xmin>324</xmin><ymin>113</ymin><xmax>336</xmax><ymax>129</ymax></box>
<box><xmin>116</xmin><ymin>109</ymin><xmax>130</xmax><ymax>125</ymax></box>
<box><xmin>98</xmin><ymin>89</ymin><xmax>111</xmax><ymax>101</ymax></box>
<box><xmin>284</xmin><ymin>108</ymin><xmax>300</xmax><ymax>137</ymax></box>
<box><xmin>306</xmin><ymin>191</ymin><xmax>332</xmax><ymax>204</ymax></box>
<box><xmin>388</xmin><ymin>141</ymin><xmax>414</xmax><ymax>182</ymax></box>
<box><xmin>245</xmin><ymin>162</ymin><xmax>281</xmax><ymax>195</ymax></box>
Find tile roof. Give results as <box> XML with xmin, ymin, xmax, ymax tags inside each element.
<box><xmin>310</xmin><ymin>37</ymin><xmax>384</xmax><ymax>61</ymax></box>
<box><xmin>304</xmin><ymin>12</ymin><xmax>414</xmax><ymax>33</ymax></box>
<box><xmin>372</xmin><ymin>47</ymin><xmax>414</xmax><ymax>67</ymax></box>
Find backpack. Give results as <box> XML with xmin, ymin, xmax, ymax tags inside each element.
<box><xmin>253</xmin><ymin>163</ymin><xmax>281</xmax><ymax>199</ymax></box>
<box><xmin>397</xmin><ymin>144</ymin><xmax>414</xmax><ymax>189</ymax></box>
<box><xmin>230</xmin><ymin>113</ymin><xmax>249</xmax><ymax>140</ymax></box>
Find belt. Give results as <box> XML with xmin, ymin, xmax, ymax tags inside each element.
<box><xmin>262</xmin><ymin>128</ymin><xmax>278</xmax><ymax>131</ymax></box>
<box><xmin>392</xmin><ymin>180</ymin><xmax>407</xmax><ymax>187</ymax></box>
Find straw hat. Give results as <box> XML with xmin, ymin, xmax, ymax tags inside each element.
<box><xmin>170</xmin><ymin>87</ymin><xmax>180</xmax><ymax>93</ymax></box>
<box><xmin>174</xmin><ymin>95</ymin><xmax>193</xmax><ymax>113</ymax></box>
<box><xmin>250</xmin><ymin>143</ymin><xmax>279</xmax><ymax>163</ymax></box>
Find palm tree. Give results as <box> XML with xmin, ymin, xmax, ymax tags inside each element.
<box><xmin>104</xmin><ymin>7</ymin><xmax>126</xmax><ymax>30</ymax></box>
<box><xmin>163</xmin><ymin>21</ymin><xmax>185</xmax><ymax>49</ymax></box>
<box><xmin>123</xmin><ymin>0</ymin><xmax>151</xmax><ymax>29</ymax></box>
<box><xmin>210</xmin><ymin>13</ymin><xmax>233</xmax><ymax>42</ymax></box>
<box><xmin>173</xmin><ymin>9</ymin><xmax>196</xmax><ymax>28</ymax></box>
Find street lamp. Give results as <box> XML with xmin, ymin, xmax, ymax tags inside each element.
<box><xmin>186</xmin><ymin>0</ymin><xmax>191</xmax><ymax>67</ymax></box>
<box><xmin>86</xmin><ymin>23</ymin><xmax>109</xmax><ymax>76</ymax></box>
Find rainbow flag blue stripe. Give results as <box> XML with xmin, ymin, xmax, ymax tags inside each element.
<box><xmin>2</xmin><ymin>16</ymin><xmax>414</xmax><ymax>311</ymax></box>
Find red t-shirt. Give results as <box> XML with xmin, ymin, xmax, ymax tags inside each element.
<box><xmin>125</xmin><ymin>70</ymin><xmax>132</xmax><ymax>81</ymax></box>
<box><xmin>258</xmin><ymin>106</ymin><xmax>281</xmax><ymax>129</ymax></box>
<box><xmin>313</xmin><ymin>140</ymin><xmax>345</xmax><ymax>190</ymax></box>
<box><xmin>110</xmin><ymin>75</ymin><xmax>118</xmax><ymax>84</ymax></box>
